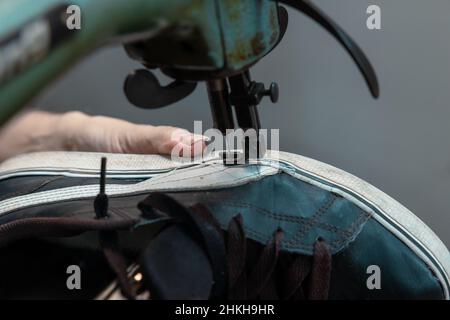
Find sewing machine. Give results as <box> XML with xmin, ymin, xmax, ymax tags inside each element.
<box><xmin>4</xmin><ymin>1</ymin><xmax>450</xmax><ymax>303</ymax></box>
<box><xmin>0</xmin><ymin>0</ymin><xmax>379</xmax><ymax>139</ymax></box>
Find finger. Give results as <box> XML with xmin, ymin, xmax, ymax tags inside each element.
<box><xmin>155</xmin><ymin>127</ymin><xmax>207</xmax><ymax>157</ymax></box>
<box><xmin>118</xmin><ymin>124</ymin><xmax>207</xmax><ymax>156</ymax></box>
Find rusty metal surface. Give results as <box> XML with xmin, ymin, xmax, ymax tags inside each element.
<box><xmin>216</xmin><ymin>0</ymin><xmax>280</xmax><ymax>71</ymax></box>
<box><xmin>125</xmin><ymin>0</ymin><xmax>281</xmax><ymax>74</ymax></box>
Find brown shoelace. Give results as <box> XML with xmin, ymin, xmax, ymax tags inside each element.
<box><xmin>224</xmin><ymin>214</ymin><xmax>332</xmax><ymax>300</ymax></box>
<box><xmin>110</xmin><ymin>194</ymin><xmax>333</xmax><ymax>300</ymax></box>
<box><xmin>191</xmin><ymin>202</ymin><xmax>332</xmax><ymax>300</ymax></box>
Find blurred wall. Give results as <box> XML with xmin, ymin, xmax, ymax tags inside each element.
<box><xmin>35</xmin><ymin>0</ymin><xmax>450</xmax><ymax>246</ymax></box>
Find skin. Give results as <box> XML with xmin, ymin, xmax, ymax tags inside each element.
<box><xmin>0</xmin><ymin>111</ymin><xmax>206</xmax><ymax>162</ymax></box>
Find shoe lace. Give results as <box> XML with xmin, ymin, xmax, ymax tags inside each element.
<box><xmin>137</xmin><ymin>194</ymin><xmax>332</xmax><ymax>300</ymax></box>
<box><xmin>194</xmin><ymin>205</ymin><xmax>332</xmax><ymax>300</ymax></box>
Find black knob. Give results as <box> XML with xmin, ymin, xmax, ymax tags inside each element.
<box><xmin>263</xmin><ymin>82</ymin><xmax>279</xmax><ymax>103</ymax></box>
<box><xmin>230</xmin><ymin>81</ymin><xmax>280</xmax><ymax>106</ymax></box>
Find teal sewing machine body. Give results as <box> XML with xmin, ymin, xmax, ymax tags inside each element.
<box><xmin>0</xmin><ymin>0</ymin><xmax>280</xmax><ymax>124</ymax></box>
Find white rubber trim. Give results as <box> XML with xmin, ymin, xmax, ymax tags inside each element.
<box><xmin>0</xmin><ymin>152</ymin><xmax>205</xmax><ymax>178</ymax></box>
<box><xmin>0</xmin><ymin>161</ymin><xmax>279</xmax><ymax>215</ymax></box>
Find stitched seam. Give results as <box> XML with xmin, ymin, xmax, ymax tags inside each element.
<box><xmin>215</xmin><ymin>201</ymin><xmax>359</xmax><ymax>235</ymax></box>
<box><xmin>142</xmin><ymin>166</ymin><xmax>231</xmax><ymax>186</ymax></box>
<box><xmin>286</xmin><ymin>194</ymin><xmax>337</xmax><ymax>245</ymax></box>
<box><xmin>143</xmin><ymin>167</ymin><xmax>272</xmax><ymax>190</ymax></box>
<box><xmin>283</xmin><ymin>209</ymin><xmax>371</xmax><ymax>250</ymax></box>
<box><xmin>233</xmin><ymin>208</ymin><xmax>371</xmax><ymax>252</ymax></box>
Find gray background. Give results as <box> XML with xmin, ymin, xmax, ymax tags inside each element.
<box><xmin>34</xmin><ymin>0</ymin><xmax>450</xmax><ymax>246</ymax></box>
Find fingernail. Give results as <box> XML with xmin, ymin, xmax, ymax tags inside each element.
<box><xmin>177</xmin><ymin>133</ymin><xmax>208</xmax><ymax>146</ymax></box>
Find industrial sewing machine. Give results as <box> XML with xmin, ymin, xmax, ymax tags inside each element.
<box><xmin>10</xmin><ymin>0</ymin><xmax>450</xmax><ymax>299</ymax></box>
<box><xmin>1</xmin><ymin>0</ymin><xmax>450</xmax><ymax>302</ymax></box>
<box><xmin>0</xmin><ymin>0</ymin><xmax>379</xmax><ymax>136</ymax></box>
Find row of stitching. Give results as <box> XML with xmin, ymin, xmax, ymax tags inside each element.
<box><xmin>143</xmin><ymin>166</ymin><xmax>275</xmax><ymax>190</ymax></box>
<box><xmin>218</xmin><ymin>202</ymin><xmax>355</xmax><ymax>236</ymax></box>
<box><xmin>215</xmin><ymin>197</ymin><xmax>371</xmax><ymax>250</ymax></box>
<box><xmin>285</xmin><ymin>194</ymin><xmax>337</xmax><ymax>245</ymax></box>
<box><xmin>139</xmin><ymin>165</ymin><xmax>230</xmax><ymax>186</ymax></box>
<box><xmin>283</xmin><ymin>209</ymin><xmax>372</xmax><ymax>250</ymax></box>
<box><xmin>218</xmin><ymin>202</ymin><xmax>310</xmax><ymax>222</ymax></box>
<box><xmin>240</xmin><ymin>219</ymin><xmax>339</xmax><ymax>252</ymax></box>
<box><xmin>227</xmin><ymin>206</ymin><xmax>371</xmax><ymax>251</ymax></box>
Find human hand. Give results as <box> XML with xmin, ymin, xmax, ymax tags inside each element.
<box><xmin>0</xmin><ymin>111</ymin><xmax>206</xmax><ymax>162</ymax></box>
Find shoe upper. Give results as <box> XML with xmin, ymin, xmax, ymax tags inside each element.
<box><xmin>0</xmin><ymin>151</ymin><xmax>448</xmax><ymax>299</ymax></box>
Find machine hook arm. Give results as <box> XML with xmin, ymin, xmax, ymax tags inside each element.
<box><xmin>276</xmin><ymin>0</ymin><xmax>380</xmax><ymax>98</ymax></box>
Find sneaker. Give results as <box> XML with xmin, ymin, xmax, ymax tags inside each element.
<box><xmin>0</xmin><ymin>151</ymin><xmax>448</xmax><ymax>299</ymax></box>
